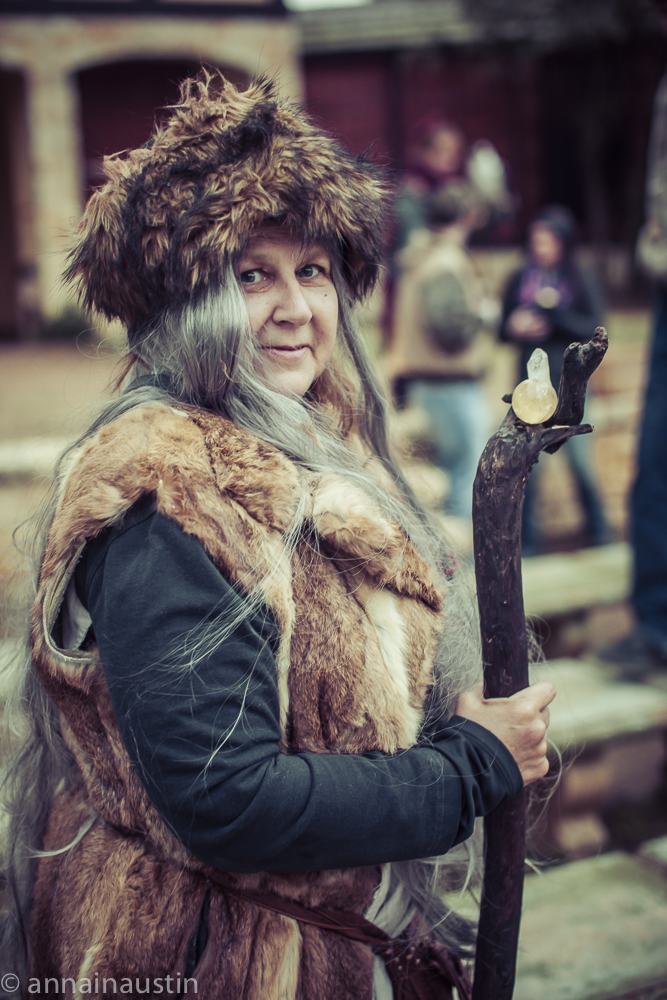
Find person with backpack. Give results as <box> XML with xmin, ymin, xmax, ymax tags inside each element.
<box><xmin>386</xmin><ymin>181</ymin><xmax>498</xmax><ymax>522</ymax></box>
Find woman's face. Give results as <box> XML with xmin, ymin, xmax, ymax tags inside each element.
<box><xmin>238</xmin><ymin>228</ymin><xmax>339</xmax><ymax>396</ymax></box>
<box><xmin>529</xmin><ymin>223</ymin><xmax>565</xmax><ymax>268</ymax></box>
<box><xmin>419</xmin><ymin>128</ymin><xmax>465</xmax><ymax>179</ymax></box>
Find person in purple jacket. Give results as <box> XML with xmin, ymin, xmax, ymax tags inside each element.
<box><xmin>500</xmin><ymin>205</ymin><xmax>610</xmax><ymax>555</ymax></box>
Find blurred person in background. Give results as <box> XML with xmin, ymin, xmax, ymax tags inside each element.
<box><xmin>385</xmin><ymin>181</ymin><xmax>499</xmax><ymax>522</ymax></box>
<box><xmin>499</xmin><ymin>205</ymin><xmax>610</xmax><ymax>555</ymax></box>
<box><xmin>393</xmin><ymin>118</ymin><xmax>514</xmax><ymax>256</ymax></box>
<box><xmin>600</xmin><ymin>0</ymin><xmax>667</xmax><ymax>677</ymax></box>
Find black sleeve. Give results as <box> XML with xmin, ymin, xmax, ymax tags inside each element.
<box><xmin>498</xmin><ymin>271</ymin><xmax>524</xmax><ymax>343</ymax></box>
<box><xmin>547</xmin><ymin>265</ymin><xmax>605</xmax><ymax>342</ymax></box>
<box><xmin>76</xmin><ymin>499</ymin><xmax>522</xmax><ymax>874</ymax></box>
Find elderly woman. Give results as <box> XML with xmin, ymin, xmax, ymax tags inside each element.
<box><xmin>1</xmin><ymin>75</ymin><xmax>553</xmax><ymax>1000</ymax></box>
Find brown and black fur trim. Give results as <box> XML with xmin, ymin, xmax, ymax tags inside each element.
<box><xmin>65</xmin><ymin>73</ymin><xmax>389</xmax><ymax>331</ymax></box>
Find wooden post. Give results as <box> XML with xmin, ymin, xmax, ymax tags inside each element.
<box><xmin>470</xmin><ymin>328</ymin><xmax>608</xmax><ymax>999</ymax></box>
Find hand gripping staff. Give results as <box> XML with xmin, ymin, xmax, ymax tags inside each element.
<box><xmin>470</xmin><ymin>328</ymin><xmax>608</xmax><ymax>999</ymax></box>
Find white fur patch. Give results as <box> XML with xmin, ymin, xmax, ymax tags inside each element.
<box><xmin>311</xmin><ymin>474</ymin><xmax>385</xmax><ymax>534</ymax></box>
<box><xmin>273</xmin><ymin>918</ymin><xmax>302</xmax><ymax>1000</ymax></box>
<box><xmin>58</xmin><ymin>442</ymin><xmax>87</xmax><ymax>494</ymax></box>
<box><xmin>365</xmin><ymin>589</ymin><xmax>421</xmax><ymax>746</ymax></box>
<box><xmin>255</xmin><ymin>534</ymin><xmax>295</xmax><ymax>738</ymax></box>
<box><xmin>75</xmin><ymin>940</ymin><xmax>102</xmax><ymax>996</ymax></box>
<box><xmin>273</xmin><ymin>629</ymin><xmax>294</xmax><ymax>738</ymax></box>
<box><xmin>88</xmin><ymin>482</ymin><xmax>125</xmax><ymax>520</ymax></box>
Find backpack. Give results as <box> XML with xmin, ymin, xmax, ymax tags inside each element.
<box><xmin>421</xmin><ymin>270</ymin><xmax>481</xmax><ymax>354</ymax></box>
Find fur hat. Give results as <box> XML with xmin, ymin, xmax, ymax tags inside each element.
<box><xmin>65</xmin><ymin>73</ymin><xmax>388</xmax><ymax>332</ymax></box>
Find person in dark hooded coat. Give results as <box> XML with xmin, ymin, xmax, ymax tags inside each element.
<box><xmin>499</xmin><ymin>205</ymin><xmax>610</xmax><ymax>554</ymax></box>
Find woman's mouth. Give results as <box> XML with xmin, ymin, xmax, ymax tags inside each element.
<box><xmin>261</xmin><ymin>344</ymin><xmax>310</xmax><ymax>361</ymax></box>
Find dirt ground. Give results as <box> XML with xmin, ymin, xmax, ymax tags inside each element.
<box><xmin>0</xmin><ymin>341</ymin><xmax>120</xmax><ymax>442</ymax></box>
<box><xmin>0</xmin><ymin>343</ymin><xmax>120</xmax><ymax>634</ymax></box>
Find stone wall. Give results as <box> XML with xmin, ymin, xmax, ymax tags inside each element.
<box><xmin>0</xmin><ymin>14</ymin><xmax>301</xmax><ymax>335</ymax></box>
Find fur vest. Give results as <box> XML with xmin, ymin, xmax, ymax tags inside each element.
<box><xmin>30</xmin><ymin>402</ymin><xmax>445</xmax><ymax>999</ymax></box>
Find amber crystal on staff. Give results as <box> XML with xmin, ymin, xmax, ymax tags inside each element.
<box><xmin>511</xmin><ymin>348</ymin><xmax>558</xmax><ymax>424</ymax></box>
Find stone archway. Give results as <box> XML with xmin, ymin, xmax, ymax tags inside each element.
<box><xmin>0</xmin><ymin>14</ymin><xmax>300</xmax><ymax>325</ymax></box>
<box><xmin>77</xmin><ymin>59</ymin><xmax>251</xmax><ymax>198</ymax></box>
<box><xmin>0</xmin><ymin>68</ymin><xmax>37</xmax><ymax>341</ymax></box>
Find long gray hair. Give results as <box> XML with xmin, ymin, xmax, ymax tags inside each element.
<box><xmin>0</xmin><ymin>239</ymin><xmax>483</xmax><ymax>979</ymax></box>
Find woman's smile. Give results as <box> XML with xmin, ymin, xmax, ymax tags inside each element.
<box><xmin>238</xmin><ymin>227</ymin><xmax>339</xmax><ymax>395</ymax></box>
<box><xmin>261</xmin><ymin>343</ymin><xmax>311</xmax><ymax>359</ymax></box>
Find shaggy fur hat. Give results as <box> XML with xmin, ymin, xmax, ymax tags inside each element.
<box><xmin>65</xmin><ymin>73</ymin><xmax>388</xmax><ymax>332</ymax></box>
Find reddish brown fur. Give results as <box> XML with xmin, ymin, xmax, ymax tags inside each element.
<box><xmin>31</xmin><ymin>404</ymin><xmax>445</xmax><ymax>998</ymax></box>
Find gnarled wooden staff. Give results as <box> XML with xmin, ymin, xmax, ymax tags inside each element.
<box><xmin>470</xmin><ymin>327</ymin><xmax>608</xmax><ymax>999</ymax></box>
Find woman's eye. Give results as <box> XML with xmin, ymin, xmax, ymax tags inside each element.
<box><xmin>239</xmin><ymin>269</ymin><xmax>262</xmax><ymax>285</ymax></box>
<box><xmin>298</xmin><ymin>264</ymin><xmax>323</xmax><ymax>279</ymax></box>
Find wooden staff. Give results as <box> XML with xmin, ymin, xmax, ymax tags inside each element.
<box><xmin>470</xmin><ymin>327</ymin><xmax>608</xmax><ymax>999</ymax></box>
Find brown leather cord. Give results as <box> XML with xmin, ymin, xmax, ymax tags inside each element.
<box><xmin>99</xmin><ymin>816</ymin><xmax>472</xmax><ymax>998</ymax></box>
<box><xmin>98</xmin><ymin>817</ymin><xmax>471</xmax><ymax>996</ymax></box>
<box><xmin>212</xmin><ymin>879</ymin><xmax>472</xmax><ymax>1000</ymax></box>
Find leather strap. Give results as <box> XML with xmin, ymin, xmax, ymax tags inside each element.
<box><xmin>218</xmin><ymin>881</ymin><xmax>392</xmax><ymax>946</ymax></box>
<box><xmin>211</xmin><ymin>878</ymin><xmax>472</xmax><ymax>1000</ymax></box>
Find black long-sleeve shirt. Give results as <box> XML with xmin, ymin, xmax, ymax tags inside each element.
<box><xmin>74</xmin><ymin>496</ymin><xmax>522</xmax><ymax>874</ymax></box>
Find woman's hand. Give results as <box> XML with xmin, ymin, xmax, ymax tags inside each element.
<box><xmin>455</xmin><ymin>682</ymin><xmax>556</xmax><ymax>786</ymax></box>
<box><xmin>507</xmin><ymin>306</ymin><xmax>549</xmax><ymax>342</ymax></box>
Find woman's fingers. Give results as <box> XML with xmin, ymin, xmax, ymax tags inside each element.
<box><xmin>506</xmin><ymin>683</ymin><xmax>555</xmax><ymax>785</ymax></box>
<box><xmin>455</xmin><ymin>681</ymin><xmax>556</xmax><ymax>786</ymax></box>
<box><xmin>509</xmin><ymin>681</ymin><xmax>557</xmax><ymax>711</ymax></box>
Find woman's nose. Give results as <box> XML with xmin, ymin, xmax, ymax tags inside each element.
<box><xmin>272</xmin><ymin>278</ymin><xmax>312</xmax><ymax>328</ymax></box>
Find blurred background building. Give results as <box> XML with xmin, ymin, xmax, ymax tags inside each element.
<box><xmin>0</xmin><ymin>0</ymin><xmax>665</xmax><ymax>340</ymax></box>
<box><xmin>0</xmin><ymin>0</ymin><xmax>301</xmax><ymax>340</ymax></box>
